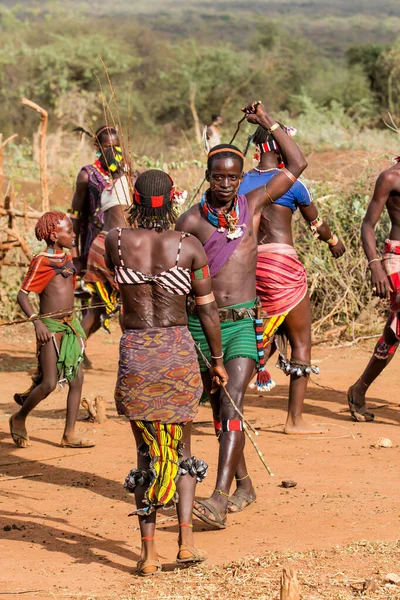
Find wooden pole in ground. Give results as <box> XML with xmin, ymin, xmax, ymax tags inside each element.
<box><xmin>21</xmin><ymin>98</ymin><xmax>49</xmax><ymax>212</ymax></box>
<box><xmin>280</xmin><ymin>568</ymin><xmax>300</xmax><ymax>600</ymax></box>
<box><xmin>0</xmin><ymin>133</ymin><xmax>18</xmax><ymax>195</ymax></box>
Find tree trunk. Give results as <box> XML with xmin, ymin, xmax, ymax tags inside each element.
<box><xmin>189</xmin><ymin>83</ymin><xmax>202</xmax><ymax>148</ymax></box>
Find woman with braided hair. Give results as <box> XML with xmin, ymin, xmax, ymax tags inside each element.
<box><xmin>239</xmin><ymin>124</ymin><xmax>345</xmax><ymax>434</ymax></box>
<box><xmin>105</xmin><ymin>169</ymin><xmax>228</xmax><ymax>576</ymax></box>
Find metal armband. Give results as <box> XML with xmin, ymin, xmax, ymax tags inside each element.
<box><xmin>195</xmin><ymin>292</ymin><xmax>215</xmax><ymax>305</ymax></box>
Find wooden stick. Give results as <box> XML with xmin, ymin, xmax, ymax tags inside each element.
<box><xmin>0</xmin><ymin>207</ymin><xmax>43</xmax><ymax>219</ymax></box>
<box><xmin>5</xmin><ymin>187</ymin><xmax>16</xmax><ymax>231</ymax></box>
<box><xmin>280</xmin><ymin>568</ymin><xmax>300</xmax><ymax>600</ymax></box>
<box><xmin>244</xmin><ymin>423</ymin><xmax>274</xmax><ymax>477</ymax></box>
<box><xmin>5</xmin><ymin>227</ymin><xmax>31</xmax><ymax>259</ymax></box>
<box><xmin>0</xmin><ymin>260</ymin><xmax>30</xmax><ymax>267</ymax></box>
<box><xmin>21</xmin><ymin>98</ymin><xmax>49</xmax><ymax>212</ymax></box>
<box><xmin>0</xmin><ymin>133</ymin><xmax>18</xmax><ymax>193</ymax></box>
<box><xmin>0</xmin><ymin>473</ymin><xmax>42</xmax><ymax>483</ymax></box>
<box><xmin>222</xmin><ymin>384</ymin><xmax>258</xmax><ymax>436</ymax></box>
<box><xmin>229</xmin><ymin>115</ymin><xmax>246</xmax><ymax>144</ymax></box>
<box><xmin>0</xmin><ymin>452</ymin><xmax>91</xmax><ymax>468</ymax></box>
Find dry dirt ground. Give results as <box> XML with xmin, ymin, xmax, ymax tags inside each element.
<box><xmin>1</xmin><ymin>324</ymin><xmax>400</xmax><ymax>600</ymax></box>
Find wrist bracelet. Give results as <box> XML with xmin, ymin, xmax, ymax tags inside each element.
<box><xmin>327</xmin><ymin>234</ymin><xmax>338</xmax><ymax>247</ymax></box>
<box><xmin>211</xmin><ymin>352</ymin><xmax>224</xmax><ymax>360</ymax></box>
<box><xmin>269</xmin><ymin>122</ymin><xmax>280</xmax><ymax>133</ymax></box>
<box><xmin>29</xmin><ymin>313</ymin><xmax>38</xmax><ymax>321</ymax></box>
<box><xmin>368</xmin><ymin>258</ymin><xmax>381</xmax><ymax>267</ymax></box>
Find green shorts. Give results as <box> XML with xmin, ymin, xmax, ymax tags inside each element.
<box><xmin>188</xmin><ymin>299</ymin><xmax>258</xmax><ymax>372</ymax></box>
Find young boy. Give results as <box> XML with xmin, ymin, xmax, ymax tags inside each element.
<box><xmin>10</xmin><ymin>211</ymin><xmax>94</xmax><ymax>449</ymax></box>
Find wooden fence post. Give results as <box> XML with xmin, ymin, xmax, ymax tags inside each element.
<box><xmin>21</xmin><ymin>98</ymin><xmax>49</xmax><ymax>212</ymax></box>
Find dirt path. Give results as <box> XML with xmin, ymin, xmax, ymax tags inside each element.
<box><xmin>1</xmin><ymin>327</ymin><xmax>399</xmax><ymax>599</ymax></box>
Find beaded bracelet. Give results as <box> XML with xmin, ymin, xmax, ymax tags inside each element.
<box><xmin>326</xmin><ymin>234</ymin><xmax>339</xmax><ymax>247</ymax></box>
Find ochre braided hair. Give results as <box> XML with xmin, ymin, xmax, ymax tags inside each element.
<box><xmin>35</xmin><ymin>211</ymin><xmax>67</xmax><ymax>242</ymax></box>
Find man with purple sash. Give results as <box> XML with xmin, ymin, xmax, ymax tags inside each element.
<box><xmin>176</xmin><ymin>101</ymin><xmax>307</xmax><ymax>528</ymax></box>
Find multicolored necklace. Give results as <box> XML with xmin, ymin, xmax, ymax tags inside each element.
<box><xmin>93</xmin><ymin>160</ymin><xmax>112</xmax><ymax>182</ymax></box>
<box><xmin>200</xmin><ymin>192</ymin><xmax>244</xmax><ymax>240</ymax></box>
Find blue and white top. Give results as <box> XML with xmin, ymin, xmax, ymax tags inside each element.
<box><xmin>239</xmin><ymin>169</ymin><xmax>313</xmax><ymax>213</ymax></box>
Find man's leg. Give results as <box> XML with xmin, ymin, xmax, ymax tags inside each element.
<box><xmin>282</xmin><ymin>294</ymin><xmax>325</xmax><ymax>434</ymax></box>
<box><xmin>10</xmin><ymin>340</ymin><xmax>58</xmax><ymax>447</ymax></box>
<box><xmin>348</xmin><ymin>315</ymin><xmax>399</xmax><ymax>420</ymax></box>
<box><xmin>194</xmin><ymin>357</ymin><xmax>255</xmax><ymax>525</ymax></box>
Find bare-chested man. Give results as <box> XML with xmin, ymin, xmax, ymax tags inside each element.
<box><xmin>348</xmin><ymin>160</ymin><xmax>400</xmax><ymax>421</ymax></box>
<box><xmin>176</xmin><ymin>101</ymin><xmax>307</xmax><ymax>528</ymax></box>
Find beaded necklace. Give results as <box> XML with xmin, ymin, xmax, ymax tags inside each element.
<box><xmin>200</xmin><ymin>192</ymin><xmax>244</xmax><ymax>240</ymax></box>
<box><xmin>253</xmin><ymin>166</ymin><xmax>278</xmax><ymax>174</ymax></box>
<box><xmin>92</xmin><ymin>159</ymin><xmax>112</xmax><ymax>183</ymax></box>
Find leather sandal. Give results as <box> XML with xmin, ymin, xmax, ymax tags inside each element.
<box><xmin>347</xmin><ymin>387</ymin><xmax>374</xmax><ymax>422</ymax></box>
<box><xmin>177</xmin><ymin>545</ymin><xmax>207</xmax><ymax>564</ymax></box>
<box><xmin>137</xmin><ymin>558</ymin><xmax>162</xmax><ymax>577</ymax></box>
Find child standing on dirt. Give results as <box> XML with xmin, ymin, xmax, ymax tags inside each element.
<box><xmin>10</xmin><ymin>211</ymin><xmax>94</xmax><ymax>449</ymax></box>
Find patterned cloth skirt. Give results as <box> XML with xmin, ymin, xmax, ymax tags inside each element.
<box><xmin>115</xmin><ymin>326</ymin><xmax>202</xmax><ymax>423</ymax></box>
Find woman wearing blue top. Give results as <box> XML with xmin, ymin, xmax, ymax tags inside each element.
<box><xmin>238</xmin><ymin>125</ymin><xmax>345</xmax><ymax>442</ymax></box>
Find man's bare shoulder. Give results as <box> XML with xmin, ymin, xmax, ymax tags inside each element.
<box><xmin>77</xmin><ymin>168</ymin><xmax>89</xmax><ymax>183</ymax></box>
<box><xmin>376</xmin><ymin>165</ymin><xmax>400</xmax><ymax>191</ymax></box>
<box><xmin>175</xmin><ymin>204</ymin><xmax>201</xmax><ymax>233</ymax></box>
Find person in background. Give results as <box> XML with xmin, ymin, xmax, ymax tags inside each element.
<box><xmin>207</xmin><ymin>114</ymin><xmax>223</xmax><ymax>149</ymax></box>
<box><xmin>348</xmin><ymin>159</ymin><xmax>400</xmax><ymax>421</ymax></box>
<box><xmin>239</xmin><ymin>124</ymin><xmax>345</xmax><ymax>435</ymax></box>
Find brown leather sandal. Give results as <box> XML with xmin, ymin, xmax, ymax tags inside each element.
<box><xmin>177</xmin><ymin>545</ymin><xmax>207</xmax><ymax>564</ymax></box>
<box><xmin>137</xmin><ymin>558</ymin><xmax>162</xmax><ymax>576</ymax></box>
<box><xmin>347</xmin><ymin>387</ymin><xmax>375</xmax><ymax>422</ymax></box>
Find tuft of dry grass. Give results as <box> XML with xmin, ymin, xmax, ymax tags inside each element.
<box><xmin>76</xmin><ymin>540</ymin><xmax>400</xmax><ymax>600</ymax></box>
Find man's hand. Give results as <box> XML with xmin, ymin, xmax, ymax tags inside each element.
<box><xmin>370</xmin><ymin>262</ymin><xmax>392</xmax><ymax>299</ymax></box>
<box><xmin>210</xmin><ymin>363</ymin><xmax>229</xmax><ymax>394</ymax></box>
<box><xmin>241</xmin><ymin>100</ymin><xmax>264</xmax><ymax>125</ymax></box>
<box><xmin>33</xmin><ymin>321</ymin><xmax>52</xmax><ymax>344</ymax></box>
<box><xmin>328</xmin><ymin>238</ymin><xmax>346</xmax><ymax>259</ymax></box>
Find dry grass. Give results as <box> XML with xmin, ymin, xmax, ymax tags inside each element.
<box><xmin>64</xmin><ymin>541</ymin><xmax>400</xmax><ymax>600</ymax></box>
